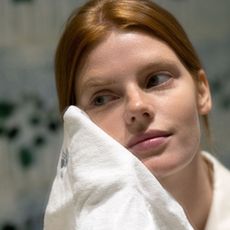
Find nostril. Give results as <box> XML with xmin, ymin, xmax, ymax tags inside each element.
<box><xmin>143</xmin><ymin>112</ymin><xmax>150</xmax><ymax>117</ymax></box>
<box><xmin>130</xmin><ymin>112</ymin><xmax>150</xmax><ymax>122</ymax></box>
<box><xmin>131</xmin><ymin>116</ymin><xmax>135</xmax><ymax>122</ymax></box>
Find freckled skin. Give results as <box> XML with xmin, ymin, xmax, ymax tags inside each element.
<box><xmin>77</xmin><ymin>30</ymin><xmax>211</xmax><ymax>180</ymax></box>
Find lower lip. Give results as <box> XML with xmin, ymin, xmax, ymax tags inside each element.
<box><xmin>129</xmin><ymin>136</ymin><xmax>170</xmax><ymax>156</ymax></box>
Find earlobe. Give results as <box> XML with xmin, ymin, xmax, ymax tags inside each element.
<box><xmin>197</xmin><ymin>70</ymin><xmax>212</xmax><ymax>115</ymax></box>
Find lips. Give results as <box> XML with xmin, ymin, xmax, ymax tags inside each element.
<box><xmin>126</xmin><ymin>130</ymin><xmax>171</xmax><ymax>155</ymax></box>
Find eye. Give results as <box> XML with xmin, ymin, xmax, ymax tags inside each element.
<box><xmin>146</xmin><ymin>73</ymin><xmax>172</xmax><ymax>89</ymax></box>
<box><xmin>92</xmin><ymin>94</ymin><xmax>118</xmax><ymax>106</ymax></box>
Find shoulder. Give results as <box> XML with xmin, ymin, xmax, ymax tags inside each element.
<box><xmin>202</xmin><ymin>151</ymin><xmax>230</xmax><ymax>230</ymax></box>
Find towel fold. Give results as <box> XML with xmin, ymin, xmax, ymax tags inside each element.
<box><xmin>44</xmin><ymin>106</ymin><xmax>193</xmax><ymax>230</ymax></box>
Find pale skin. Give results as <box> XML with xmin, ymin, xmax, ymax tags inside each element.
<box><xmin>76</xmin><ymin>30</ymin><xmax>213</xmax><ymax>230</ymax></box>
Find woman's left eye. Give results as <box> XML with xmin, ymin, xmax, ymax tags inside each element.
<box><xmin>146</xmin><ymin>73</ymin><xmax>172</xmax><ymax>89</ymax></box>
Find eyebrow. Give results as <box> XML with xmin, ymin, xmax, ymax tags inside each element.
<box><xmin>80</xmin><ymin>59</ymin><xmax>180</xmax><ymax>92</ymax></box>
<box><xmin>136</xmin><ymin>59</ymin><xmax>180</xmax><ymax>76</ymax></box>
<box><xmin>80</xmin><ymin>77</ymin><xmax>117</xmax><ymax>92</ymax></box>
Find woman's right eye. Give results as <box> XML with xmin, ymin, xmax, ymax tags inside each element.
<box><xmin>92</xmin><ymin>94</ymin><xmax>118</xmax><ymax>106</ymax></box>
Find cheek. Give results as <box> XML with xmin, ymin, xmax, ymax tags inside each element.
<box><xmin>174</xmin><ymin>99</ymin><xmax>201</xmax><ymax>154</ymax></box>
<box><xmin>87</xmin><ymin>108</ymin><xmax>125</xmax><ymax>143</ymax></box>
<box><xmin>164</xmin><ymin>85</ymin><xmax>201</xmax><ymax>145</ymax></box>
<box><xmin>162</xmin><ymin>79</ymin><xmax>200</xmax><ymax>129</ymax></box>
<box><xmin>151</xmin><ymin>87</ymin><xmax>202</xmax><ymax>177</ymax></box>
<box><xmin>174</xmin><ymin>96</ymin><xmax>200</xmax><ymax>128</ymax></box>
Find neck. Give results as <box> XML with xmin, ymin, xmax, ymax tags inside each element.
<box><xmin>159</xmin><ymin>152</ymin><xmax>213</xmax><ymax>230</ymax></box>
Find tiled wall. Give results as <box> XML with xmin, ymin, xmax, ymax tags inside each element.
<box><xmin>0</xmin><ymin>0</ymin><xmax>229</xmax><ymax>229</ymax></box>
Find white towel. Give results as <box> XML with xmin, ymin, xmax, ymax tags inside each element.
<box><xmin>44</xmin><ymin>106</ymin><xmax>194</xmax><ymax>230</ymax></box>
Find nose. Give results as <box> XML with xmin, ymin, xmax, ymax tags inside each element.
<box><xmin>124</xmin><ymin>87</ymin><xmax>154</xmax><ymax>131</ymax></box>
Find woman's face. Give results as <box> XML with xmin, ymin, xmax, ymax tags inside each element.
<box><xmin>76</xmin><ymin>30</ymin><xmax>211</xmax><ymax>179</ymax></box>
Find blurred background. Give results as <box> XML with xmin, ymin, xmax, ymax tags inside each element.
<box><xmin>0</xmin><ymin>0</ymin><xmax>229</xmax><ymax>229</ymax></box>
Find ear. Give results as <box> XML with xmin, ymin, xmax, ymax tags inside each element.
<box><xmin>196</xmin><ymin>70</ymin><xmax>212</xmax><ymax>115</ymax></box>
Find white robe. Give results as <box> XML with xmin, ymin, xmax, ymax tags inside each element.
<box><xmin>203</xmin><ymin>152</ymin><xmax>230</xmax><ymax>230</ymax></box>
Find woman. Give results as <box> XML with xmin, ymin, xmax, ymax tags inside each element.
<box><xmin>45</xmin><ymin>0</ymin><xmax>230</xmax><ymax>229</ymax></box>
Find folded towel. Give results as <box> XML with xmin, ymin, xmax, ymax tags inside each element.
<box><xmin>44</xmin><ymin>106</ymin><xmax>194</xmax><ymax>230</ymax></box>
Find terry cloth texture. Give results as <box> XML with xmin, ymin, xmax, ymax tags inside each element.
<box><xmin>44</xmin><ymin>106</ymin><xmax>194</xmax><ymax>230</ymax></box>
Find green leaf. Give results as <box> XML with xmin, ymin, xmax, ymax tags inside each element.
<box><xmin>0</xmin><ymin>102</ymin><xmax>15</xmax><ymax>120</ymax></box>
<box><xmin>19</xmin><ymin>147</ymin><xmax>34</xmax><ymax>169</ymax></box>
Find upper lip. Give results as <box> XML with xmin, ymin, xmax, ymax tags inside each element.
<box><xmin>126</xmin><ymin>130</ymin><xmax>171</xmax><ymax>149</ymax></box>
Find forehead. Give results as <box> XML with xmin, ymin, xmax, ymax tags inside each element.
<box><xmin>80</xmin><ymin>30</ymin><xmax>183</xmax><ymax>74</ymax></box>
<box><xmin>75</xmin><ymin>30</ymin><xmax>194</xmax><ymax>101</ymax></box>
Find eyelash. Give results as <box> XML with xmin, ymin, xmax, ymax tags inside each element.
<box><xmin>91</xmin><ymin>93</ymin><xmax>119</xmax><ymax>107</ymax></box>
<box><xmin>89</xmin><ymin>72</ymin><xmax>173</xmax><ymax>107</ymax></box>
<box><xmin>145</xmin><ymin>72</ymin><xmax>172</xmax><ymax>89</ymax></box>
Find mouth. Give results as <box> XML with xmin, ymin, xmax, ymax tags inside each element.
<box><xmin>126</xmin><ymin>130</ymin><xmax>172</xmax><ymax>156</ymax></box>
